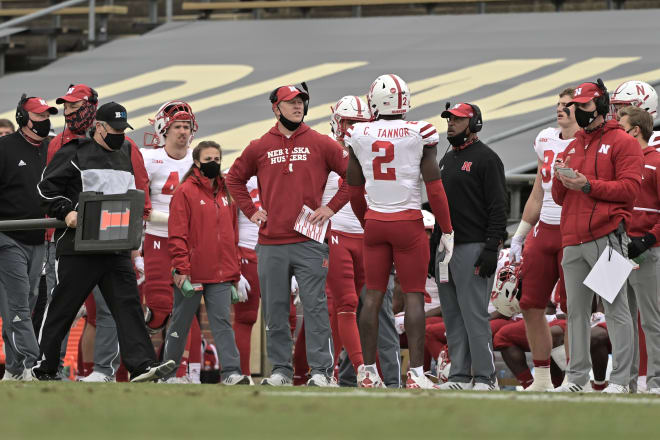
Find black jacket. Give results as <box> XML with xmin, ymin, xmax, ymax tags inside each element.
<box><xmin>0</xmin><ymin>131</ymin><xmax>47</xmax><ymax>245</ymax></box>
<box><xmin>38</xmin><ymin>137</ymin><xmax>136</xmax><ymax>256</ymax></box>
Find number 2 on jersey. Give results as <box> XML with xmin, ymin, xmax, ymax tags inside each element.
<box><xmin>161</xmin><ymin>171</ymin><xmax>180</xmax><ymax>195</ymax></box>
<box><xmin>541</xmin><ymin>150</ymin><xmax>554</xmax><ymax>183</ymax></box>
<box><xmin>372</xmin><ymin>141</ymin><xmax>396</xmax><ymax>181</ymax></box>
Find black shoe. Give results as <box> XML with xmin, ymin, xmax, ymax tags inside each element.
<box><xmin>31</xmin><ymin>368</ymin><xmax>63</xmax><ymax>381</ymax></box>
<box><xmin>130</xmin><ymin>360</ymin><xmax>176</xmax><ymax>383</ymax></box>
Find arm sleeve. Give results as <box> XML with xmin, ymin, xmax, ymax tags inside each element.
<box><xmin>651</xmin><ymin>166</ymin><xmax>660</xmax><ymax>242</ymax></box>
<box><xmin>483</xmin><ymin>153</ymin><xmax>509</xmax><ymax>241</ymax></box>
<box><xmin>425</xmin><ymin>179</ymin><xmax>452</xmax><ymax>233</ymax></box>
<box><xmin>325</xmin><ymin>137</ymin><xmax>350</xmax><ymax>213</ymax></box>
<box><xmin>226</xmin><ymin>143</ymin><xmax>259</xmax><ymax>220</ymax></box>
<box><xmin>589</xmin><ymin>138</ymin><xmax>643</xmax><ymax>202</ymax></box>
<box><xmin>37</xmin><ymin>144</ymin><xmax>77</xmax><ymax>220</ymax></box>
<box><xmin>128</xmin><ymin>139</ymin><xmax>151</xmax><ymax>219</ymax></box>
<box><xmin>168</xmin><ymin>188</ymin><xmax>192</xmax><ymax>275</ymax></box>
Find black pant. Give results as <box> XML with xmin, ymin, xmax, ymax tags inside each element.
<box><xmin>35</xmin><ymin>253</ymin><xmax>156</xmax><ymax>375</ymax></box>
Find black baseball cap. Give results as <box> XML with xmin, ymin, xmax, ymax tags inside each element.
<box><xmin>96</xmin><ymin>102</ymin><xmax>133</xmax><ymax>130</ymax></box>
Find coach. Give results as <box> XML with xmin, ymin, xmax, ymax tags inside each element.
<box><xmin>552</xmin><ymin>80</ymin><xmax>642</xmax><ymax>393</ymax></box>
<box><xmin>433</xmin><ymin>102</ymin><xmax>507</xmax><ymax>391</ymax></box>
<box><xmin>0</xmin><ymin>95</ymin><xmax>54</xmax><ymax>380</ymax></box>
<box><xmin>226</xmin><ymin>85</ymin><xmax>348</xmax><ymax>387</ymax></box>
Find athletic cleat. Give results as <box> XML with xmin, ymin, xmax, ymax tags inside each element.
<box><xmin>357</xmin><ymin>364</ymin><xmax>384</xmax><ymax>388</ymax></box>
<box><xmin>260</xmin><ymin>373</ymin><xmax>293</xmax><ymax>386</ymax></box>
<box><xmin>30</xmin><ymin>368</ymin><xmax>62</xmax><ymax>381</ymax></box>
<box><xmin>647</xmin><ymin>387</ymin><xmax>660</xmax><ymax>395</ymax></box>
<box><xmin>525</xmin><ymin>378</ymin><xmax>555</xmax><ymax>392</ymax></box>
<box><xmin>130</xmin><ymin>360</ymin><xmax>176</xmax><ymax>383</ymax></box>
<box><xmin>2</xmin><ymin>370</ymin><xmax>22</xmax><ymax>381</ymax></box>
<box><xmin>552</xmin><ymin>381</ymin><xmax>592</xmax><ymax>393</ymax></box>
<box><xmin>438</xmin><ymin>381</ymin><xmax>473</xmax><ymax>391</ymax></box>
<box><xmin>306</xmin><ymin>374</ymin><xmax>339</xmax><ymax>387</ymax></box>
<box><xmin>222</xmin><ymin>374</ymin><xmax>253</xmax><ymax>386</ymax></box>
<box><xmin>473</xmin><ymin>382</ymin><xmax>498</xmax><ymax>391</ymax></box>
<box><xmin>158</xmin><ymin>375</ymin><xmax>193</xmax><ymax>384</ymax></box>
<box><xmin>406</xmin><ymin>370</ymin><xmax>441</xmax><ymax>389</ymax></box>
<box><xmin>602</xmin><ymin>383</ymin><xmax>629</xmax><ymax>394</ymax></box>
<box><xmin>78</xmin><ymin>371</ymin><xmax>116</xmax><ymax>383</ymax></box>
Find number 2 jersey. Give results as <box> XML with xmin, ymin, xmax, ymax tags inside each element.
<box><xmin>533</xmin><ymin>127</ymin><xmax>573</xmax><ymax>225</ymax></box>
<box><xmin>345</xmin><ymin>119</ymin><xmax>438</xmax><ymax>220</ymax></box>
<box><xmin>141</xmin><ymin>147</ymin><xmax>193</xmax><ymax>237</ymax></box>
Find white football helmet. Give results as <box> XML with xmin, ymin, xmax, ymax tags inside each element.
<box><xmin>144</xmin><ymin>100</ymin><xmax>198</xmax><ymax>147</ymax></box>
<box><xmin>367</xmin><ymin>74</ymin><xmax>411</xmax><ymax>117</ymax></box>
<box><xmin>491</xmin><ymin>262</ymin><xmax>522</xmax><ymax>318</ymax></box>
<box><xmin>330</xmin><ymin>95</ymin><xmax>371</xmax><ymax>141</ymax></box>
<box><xmin>422</xmin><ymin>209</ymin><xmax>435</xmax><ymax>231</ymax></box>
<box><xmin>611</xmin><ymin>80</ymin><xmax>658</xmax><ymax>119</ymax></box>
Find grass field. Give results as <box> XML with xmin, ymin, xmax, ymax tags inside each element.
<box><xmin>1</xmin><ymin>383</ymin><xmax>659</xmax><ymax>439</ymax></box>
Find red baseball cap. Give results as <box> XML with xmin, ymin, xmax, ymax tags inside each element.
<box><xmin>23</xmin><ymin>97</ymin><xmax>58</xmax><ymax>115</ymax></box>
<box><xmin>441</xmin><ymin>102</ymin><xmax>474</xmax><ymax>118</ymax></box>
<box><xmin>273</xmin><ymin>85</ymin><xmax>309</xmax><ymax>106</ymax></box>
<box><xmin>569</xmin><ymin>82</ymin><xmax>604</xmax><ymax>104</ymax></box>
<box><xmin>56</xmin><ymin>84</ymin><xmax>95</xmax><ymax>104</ymax></box>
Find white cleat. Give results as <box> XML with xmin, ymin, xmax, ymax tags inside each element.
<box><xmin>2</xmin><ymin>370</ymin><xmax>22</xmax><ymax>382</ymax></box>
<box><xmin>306</xmin><ymin>374</ymin><xmax>339</xmax><ymax>387</ymax></box>
<box><xmin>130</xmin><ymin>360</ymin><xmax>177</xmax><ymax>383</ymax></box>
<box><xmin>78</xmin><ymin>371</ymin><xmax>116</xmax><ymax>383</ymax></box>
<box><xmin>405</xmin><ymin>370</ymin><xmax>440</xmax><ymax>389</ymax></box>
<box><xmin>552</xmin><ymin>381</ymin><xmax>592</xmax><ymax>393</ymax></box>
<box><xmin>647</xmin><ymin>387</ymin><xmax>660</xmax><ymax>395</ymax></box>
<box><xmin>260</xmin><ymin>372</ymin><xmax>293</xmax><ymax>386</ymax></box>
<box><xmin>524</xmin><ymin>378</ymin><xmax>555</xmax><ymax>392</ymax></box>
<box><xmin>21</xmin><ymin>369</ymin><xmax>38</xmax><ymax>382</ymax></box>
<box><xmin>158</xmin><ymin>375</ymin><xmax>193</xmax><ymax>384</ymax></box>
<box><xmin>438</xmin><ymin>381</ymin><xmax>473</xmax><ymax>391</ymax></box>
<box><xmin>602</xmin><ymin>383</ymin><xmax>629</xmax><ymax>394</ymax></box>
<box><xmin>357</xmin><ymin>364</ymin><xmax>385</xmax><ymax>388</ymax></box>
<box><xmin>222</xmin><ymin>373</ymin><xmax>253</xmax><ymax>386</ymax></box>
<box><xmin>472</xmin><ymin>382</ymin><xmax>498</xmax><ymax>391</ymax></box>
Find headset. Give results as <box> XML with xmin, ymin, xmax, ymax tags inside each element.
<box><xmin>15</xmin><ymin>93</ymin><xmax>31</xmax><ymax>128</ymax></box>
<box><xmin>592</xmin><ymin>78</ymin><xmax>610</xmax><ymax>116</ymax></box>
<box><xmin>65</xmin><ymin>84</ymin><xmax>99</xmax><ymax>105</ymax></box>
<box><xmin>269</xmin><ymin>82</ymin><xmax>310</xmax><ymax>116</ymax></box>
<box><xmin>444</xmin><ymin>101</ymin><xmax>483</xmax><ymax>133</ymax></box>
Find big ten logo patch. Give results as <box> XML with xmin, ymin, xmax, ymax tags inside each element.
<box><xmin>461</xmin><ymin>161</ymin><xmax>473</xmax><ymax>172</ymax></box>
<box><xmin>267</xmin><ymin>147</ymin><xmax>311</xmax><ymax>165</ymax></box>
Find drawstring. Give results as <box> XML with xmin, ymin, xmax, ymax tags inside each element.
<box><xmin>282</xmin><ymin>134</ymin><xmax>292</xmax><ymax>174</ymax></box>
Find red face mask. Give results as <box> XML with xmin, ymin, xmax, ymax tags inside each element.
<box><xmin>65</xmin><ymin>101</ymin><xmax>97</xmax><ymax>135</ymax></box>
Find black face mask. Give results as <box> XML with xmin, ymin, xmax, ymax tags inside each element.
<box><xmin>29</xmin><ymin>118</ymin><xmax>51</xmax><ymax>138</ymax></box>
<box><xmin>447</xmin><ymin>129</ymin><xmax>468</xmax><ymax>147</ymax></box>
<box><xmin>103</xmin><ymin>132</ymin><xmax>125</xmax><ymax>150</ymax></box>
<box><xmin>574</xmin><ymin>106</ymin><xmax>598</xmax><ymax>128</ymax></box>
<box><xmin>278</xmin><ymin>105</ymin><xmax>303</xmax><ymax>131</ymax></box>
<box><xmin>199</xmin><ymin>161</ymin><xmax>220</xmax><ymax>179</ymax></box>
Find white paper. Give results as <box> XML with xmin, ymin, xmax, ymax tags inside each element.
<box><xmin>437</xmin><ymin>263</ymin><xmax>449</xmax><ymax>283</ymax></box>
<box><xmin>293</xmin><ymin>205</ymin><xmax>329</xmax><ymax>243</ymax></box>
<box><xmin>583</xmin><ymin>245</ymin><xmax>633</xmax><ymax>304</ymax></box>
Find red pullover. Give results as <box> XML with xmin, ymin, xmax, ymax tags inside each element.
<box><xmin>168</xmin><ymin>168</ymin><xmax>240</xmax><ymax>283</ymax></box>
<box><xmin>629</xmin><ymin>146</ymin><xmax>660</xmax><ymax>244</ymax></box>
<box><xmin>226</xmin><ymin>123</ymin><xmax>349</xmax><ymax>245</ymax></box>
<box><xmin>552</xmin><ymin>120</ymin><xmax>643</xmax><ymax>247</ymax></box>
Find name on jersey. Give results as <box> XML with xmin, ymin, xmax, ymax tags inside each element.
<box><xmin>267</xmin><ymin>147</ymin><xmax>311</xmax><ymax>164</ymax></box>
<box><xmin>376</xmin><ymin>128</ymin><xmax>410</xmax><ymax>138</ymax></box>
<box><xmin>152</xmin><ymin>159</ymin><xmax>164</xmax><ymax>164</ymax></box>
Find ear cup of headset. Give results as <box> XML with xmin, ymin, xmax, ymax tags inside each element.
<box><xmin>15</xmin><ymin>93</ymin><xmax>28</xmax><ymax>127</ymax></box>
<box><xmin>467</xmin><ymin>103</ymin><xmax>483</xmax><ymax>133</ymax></box>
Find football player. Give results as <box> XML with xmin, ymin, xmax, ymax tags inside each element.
<box><xmin>610</xmin><ymin>80</ymin><xmax>658</xmax><ymax>147</ymax></box>
<box><xmin>508</xmin><ymin>88</ymin><xmax>579</xmax><ymax>391</ymax></box>
<box><xmin>346</xmin><ymin>74</ymin><xmax>453</xmax><ymax>389</ymax></box>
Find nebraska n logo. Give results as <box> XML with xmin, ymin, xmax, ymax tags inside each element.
<box><xmin>599</xmin><ymin>144</ymin><xmax>611</xmax><ymax>155</ymax></box>
<box><xmin>574</xmin><ymin>87</ymin><xmax>582</xmax><ymax>96</ymax></box>
<box><xmin>461</xmin><ymin>161</ymin><xmax>473</xmax><ymax>172</ymax></box>
<box><xmin>100</xmin><ymin>208</ymin><xmax>130</xmax><ymax>231</ymax></box>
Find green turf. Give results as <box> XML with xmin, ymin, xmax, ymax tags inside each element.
<box><xmin>1</xmin><ymin>383</ymin><xmax>659</xmax><ymax>439</ymax></box>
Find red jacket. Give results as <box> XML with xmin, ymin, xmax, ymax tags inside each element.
<box><xmin>629</xmin><ymin>146</ymin><xmax>660</xmax><ymax>244</ymax></box>
<box><xmin>552</xmin><ymin>120</ymin><xmax>643</xmax><ymax>247</ymax></box>
<box><xmin>168</xmin><ymin>168</ymin><xmax>240</xmax><ymax>284</ymax></box>
<box><xmin>226</xmin><ymin>123</ymin><xmax>349</xmax><ymax>245</ymax></box>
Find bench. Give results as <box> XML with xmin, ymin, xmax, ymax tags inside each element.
<box><xmin>0</xmin><ymin>5</ymin><xmax>128</xmax><ymax>18</ymax></box>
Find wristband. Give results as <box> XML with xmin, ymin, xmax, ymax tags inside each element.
<box><xmin>513</xmin><ymin>220</ymin><xmax>533</xmax><ymax>238</ymax></box>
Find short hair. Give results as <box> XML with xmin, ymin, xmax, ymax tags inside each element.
<box><xmin>559</xmin><ymin>88</ymin><xmax>575</xmax><ymax>99</ymax></box>
<box><xmin>618</xmin><ymin>106</ymin><xmax>653</xmax><ymax>142</ymax></box>
<box><xmin>0</xmin><ymin>118</ymin><xmax>15</xmax><ymax>132</ymax></box>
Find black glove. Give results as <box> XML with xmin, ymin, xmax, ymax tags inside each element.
<box><xmin>474</xmin><ymin>237</ymin><xmax>500</xmax><ymax>278</ymax></box>
<box><xmin>628</xmin><ymin>233</ymin><xmax>657</xmax><ymax>259</ymax></box>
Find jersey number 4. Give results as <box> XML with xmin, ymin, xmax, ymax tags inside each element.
<box><xmin>372</xmin><ymin>141</ymin><xmax>396</xmax><ymax>181</ymax></box>
<box><xmin>541</xmin><ymin>150</ymin><xmax>554</xmax><ymax>184</ymax></box>
<box><xmin>161</xmin><ymin>171</ymin><xmax>180</xmax><ymax>195</ymax></box>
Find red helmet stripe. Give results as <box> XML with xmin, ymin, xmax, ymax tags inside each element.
<box><xmin>354</xmin><ymin>96</ymin><xmax>363</xmax><ymax>117</ymax></box>
<box><xmin>389</xmin><ymin>74</ymin><xmax>403</xmax><ymax>110</ymax></box>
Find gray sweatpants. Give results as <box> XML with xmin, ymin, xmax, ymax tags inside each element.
<box><xmin>338</xmin><ymin>278</ymin><xmax>402</xmax><ymax>388</ymax></box>
<box><xmin>436</xmin><ymin>242</ymin><xmax>495</xmax><ymax>385</ymax></box>
<box><xmin>91</xmin><ymin>287</ymin><xmax>121</xmax><ymax>376</ymax></box>
<box><xmin>562</xmin><ymin>231</ymin><xmax>634</xmax><ymax>387</ymax></box>
<box><xmin>0</xmin><ymin>233</ymin><xmax>44</xmax><ymax>373</ymax></box>
<box><xmin>43</xmin><ymin>242</ymin><xmax>69</xmax><ymax>367</ymax></box>
<box><xmin>257</xmin><ymin>240</ymin><xmax>334</xmax><ymax>379</ymax></box>
<box><xmin>163</xmin><ymin>282</ymin><xmax>241</xmax><ymax>380</ymax></box>
<box><xmin>626</xmin><ymin>246</ymin><xmax>660</xmax><ymax>390</ymax></box>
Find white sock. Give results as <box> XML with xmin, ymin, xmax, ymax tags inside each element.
<box><xmin>410</xmin><ymin>366</ymin><xmax>424</xmax><ymax>377</ymax></box>
<box><xmin>534</xmin><ymin>365</ymin><xmax>551</xmax><ymax>383</ymax></box>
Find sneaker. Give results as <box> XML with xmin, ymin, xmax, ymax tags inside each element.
<box><xmin>22</xmin><ymin>369</ymin><xmax>38</xmax><ymax>382</ymax></box>
<box><xmin>222</xmin><ymin>374</ymin><xmax>253</xmax><ymax>386</ymax></box>
<box><xmin>648</xmin><ymin>387</ymin><xmax>660</xmax><ymax>395</ymax></box>
<box><xmin>260</xmin><ymin>372</ymin><xmax>293</xmax><ymax>386</ymax></box>
<box><xmin>406</xmin><ymin>370</ymin><xmax>441</xmax><ymax>389</ymax></box>
<box><xmin>438</xmin><ymin>381</ymin><xmax>473</xmax><ymax>391</ymax></box>
<box><xmin>2</xmin><ymin>370</ymin><xmax>22</xmax><ymax>381</ymax></box>
<box><xmin>552</xmin><ymin>381</ymin><xmax>592</xmax><ymax>393</ymax></box>
<box><xmin>306</xmin><ymin>374</ymin><xmax>339</xmax><ymax>387</ymax></box>
<box><xmin>78</xmin><ymin>371</ymin><xmax>116</xmax><ymax>383</ymax></box>
<box><xmin>602</xmin><ymin>383</ymin><xmax>629</xmax><ymax>394</ymax></box>
<box><xmin>158</xmin><ymin>375</ymin><xmax>193</xmax><ymax>384</ymax></box>
<box><xmin>357</xmin><ymin>364</ymin><xmax>384</xmax><ymax>388</ymax></box>
<box><xmin>473</xmin><ymin>382</ymin><xmax>498</xmax><ymax>391</ymax></box>
<box><xmin>525</xmin><ymin>378</ymin><xmax>555</xmax><ymax>392</ymax></box>
<box><xmin>130</xmin><ymin>360</ymin><xmax>176</xmax><ymax>383</ymax></box>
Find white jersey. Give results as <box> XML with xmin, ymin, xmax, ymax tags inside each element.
<box><xmin>345</xmin><ymin>119</ymin><xmax>438</xmax><ymax>216</ymax></box>
<box><xmin>321</xmin><ymin>172</ymin><xmax>363</xmax><ymax>234</ymax></box>
<box><xmin>237</xmin><ymin>176</ymin><xmax>260</xmax><ymax>250</ymax></box>
<box><xmin>650</xmin><ymin>130</ymin><xmax>660</xmax><ymax>149</ymax></box>
<box><xmin>424</xmin><ymin>276</ymin><xmax>441</xmax><ymax>313</ymax></box>
<box><xmin>533</xmin><ymin>127</ymin><xmax>573</xmax><ymax>225</ymax></box>
<box><xmin>141</xmin><ymin>147</ymin><xmax>193</xmax><ymax>237</ymax></box>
